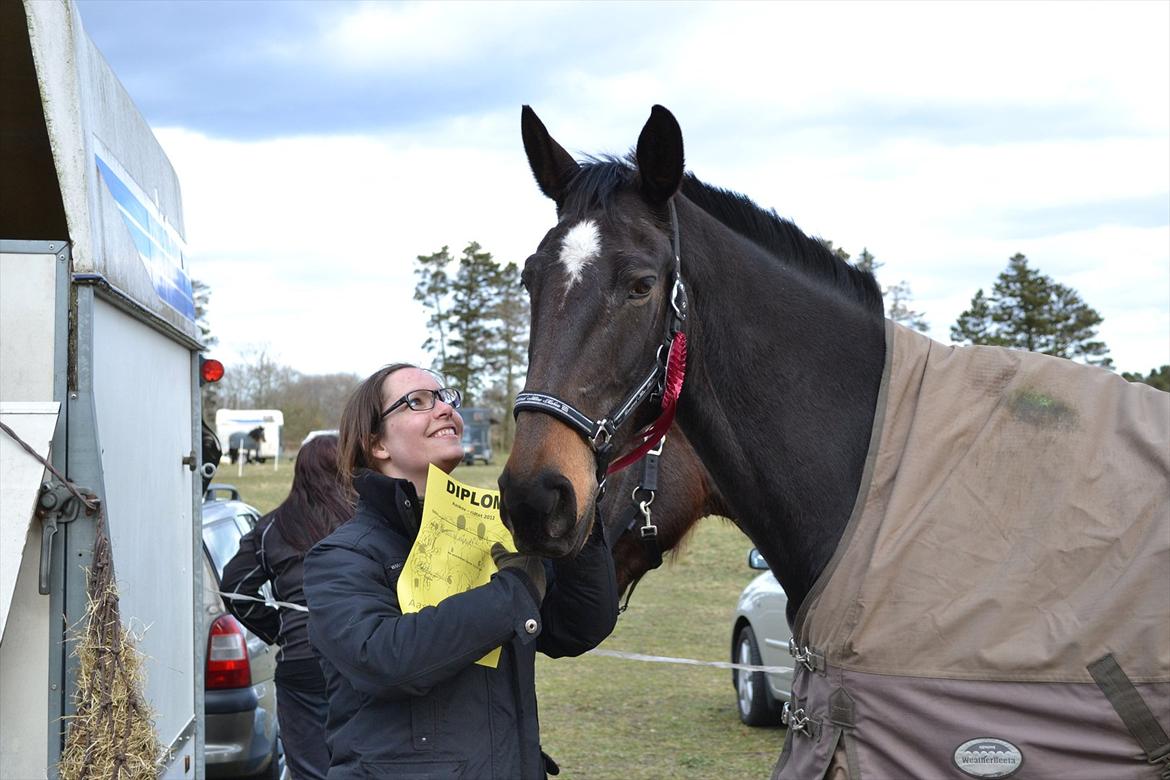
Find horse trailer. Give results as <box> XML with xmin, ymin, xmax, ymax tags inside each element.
<box><xmin>1</xmin><ymin>2</ymin><xmax>207</xmax><ymax>777</ymax></box>
<box><xmin>214</xmin><ymin>409</ymin><xmax>284</xmax><ymax>464</ymax></box>
<box><xmin>460</xmin><ymin>407</ymin><xmax>494</xmax><ymax>464</ymax></box>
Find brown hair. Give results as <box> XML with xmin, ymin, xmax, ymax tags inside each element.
<box><xmin>337</xmin><ymin>362</ymin><xmax>417</xmax><ymax>491</ymax></box>
<box><xmin>274</xmin><ymin>435</ymin><xmax>352</xmax><ymax>552</ymax></box>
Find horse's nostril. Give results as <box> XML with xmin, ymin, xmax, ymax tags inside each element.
<box><xmin>499</xmin><ymin>469</ymin><xmax>578</xmax><ymax>543</ymax></box>
<box><xmin>540</xmin><ymin>473</ymin><xmax>576</xmax><ymax>539</ymax></box>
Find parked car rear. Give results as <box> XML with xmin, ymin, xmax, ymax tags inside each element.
<box><xmin>202</xmin><ymin>485</ymin><xmax>283</xmax><ymax>778</ymax></box>
<box><xmin>730</xmin><ymin>548</ymin><xmax>795</xmax><ymax>726</ymax></box>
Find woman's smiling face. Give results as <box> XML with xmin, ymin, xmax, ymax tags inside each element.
<box><xmin>371</xmin><ymin>367</ymin><xmax>464</xmax><ymax>488</ymax></box>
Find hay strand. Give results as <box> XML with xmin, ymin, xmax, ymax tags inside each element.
<box><xmin>59</xmin><ymin>522</ymin><xmax>162</xmax><ymax>780</ymax></box>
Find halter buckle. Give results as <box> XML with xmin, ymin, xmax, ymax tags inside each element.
<box><xmin>670</xmin><ymin>274</ymin><xmax>687</xmax><ymax>321</ymax></box>
<box><xmin>590</xmin><ymin>420</ymin><xmax>613</xmax><ymax>451</ymax></box>
<box><xmin>647</xmin><ymin>435</ymin><xmax>666</xmax><ymax>457</ymax></box>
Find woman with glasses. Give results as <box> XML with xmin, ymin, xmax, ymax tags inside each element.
<box><xmin>304</xmin><ymin>363</ymin><xmax>618</xmax><ymax>780</ymax></box>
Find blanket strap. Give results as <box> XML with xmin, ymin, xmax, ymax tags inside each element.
<box><xmin>1087</xmin><ymin>653</ymin><xmax>1170</xmax><ymax>777</ymax></box>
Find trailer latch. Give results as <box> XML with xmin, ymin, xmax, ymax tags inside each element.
<box><xmin>181</xmin><ymin>450</ymin><xmax>197</xmax><ymax>472</ymax></box>
<box><xmin>36</xmin><ymin>481</ymin><xmax>98</xmax><ymax>594</ymax></box>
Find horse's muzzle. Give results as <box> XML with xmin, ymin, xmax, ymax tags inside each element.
<box><xmin>498</xmin><ymin>467</ymin><xmax>592</xmax><ymax>558</ymax></box>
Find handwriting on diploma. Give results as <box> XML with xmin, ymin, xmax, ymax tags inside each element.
<box><xmin>397</xmin><ymin>464</ymin><xmax>517</xmax><ymax>668</ymax></box>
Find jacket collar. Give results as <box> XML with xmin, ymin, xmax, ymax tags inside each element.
<box><xmin>353</xmin><ymin>469</ymin><xmax>422</xmax><ymax>538</ymax></box>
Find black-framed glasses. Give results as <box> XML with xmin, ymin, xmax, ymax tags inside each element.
<box><xmin>380</xmin><ymin>387</ymin><xmax>462</xmax><ymax>419</ymax></box>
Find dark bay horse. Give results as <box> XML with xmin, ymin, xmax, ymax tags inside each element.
<box><xmin>499</xmin><ymin>106</ymin><xmax>1170</xmax><ymax>779</ymax></box>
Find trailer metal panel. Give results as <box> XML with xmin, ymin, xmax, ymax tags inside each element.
<box><xmin>92</xmin><ymin>298</ymin><xmax>196</xmax><ymax>755</ymax></box>
<box><xmin>0</xmin><ymin>251</ymin><xmax>58</xmax><ymax>401</ymax></box>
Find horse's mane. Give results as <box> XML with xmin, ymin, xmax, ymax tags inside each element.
<box><xmin>566</xmin><ymin>155</ymin><xmax>883</xmax><ymax>313</ymax></box>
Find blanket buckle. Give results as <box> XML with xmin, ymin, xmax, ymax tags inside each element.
<box><xmin>782</xmin><ymin>702</ymin><xmax>817</xmax><ymax>738</ymax></box>
<box><xmin>788</xmin><ymin>637</ymin><xmax>823</xmax><ymax>672</ymax></box>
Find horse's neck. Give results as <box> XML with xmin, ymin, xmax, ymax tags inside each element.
<box><xmin>675</xmin><ymin>212</ymin><xmax>886</xmax><ymax>617</ymax></box>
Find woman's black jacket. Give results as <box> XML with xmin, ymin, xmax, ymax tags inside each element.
<box><xmin>221</xmin><ymin>510</ymin><xmax>320</xmax><ymax>678</ymax></box>
<box><xmin>303</xmin><ymin>471</ymin><xmax>619</xmax><ymax>780</ymax></box>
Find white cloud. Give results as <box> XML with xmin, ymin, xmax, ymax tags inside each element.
<box><xmin>154</xmin><ymin>0</ymin><xmax>1168</xmax><ymax>378</ymax></box>
<box><xmin>159</xmin><ymin>125</ymin><xmax>555</xmax><ymax>375</ymax></box>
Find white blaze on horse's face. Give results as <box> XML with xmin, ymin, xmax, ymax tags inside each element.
<box><xmin>558</xmin><ymin>219</ymin><xmax>600</xmax><ymax>291</ymax></box>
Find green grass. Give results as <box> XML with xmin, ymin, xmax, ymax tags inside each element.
<box><xmin>226</xmin><ymin>457</ymin><xmax>785</xmax><ymax>779</ymax></box>
<box><xmin>216</xmin><ymin>457</ymin><xmax>299</xmax><ymax>514</ymax></box>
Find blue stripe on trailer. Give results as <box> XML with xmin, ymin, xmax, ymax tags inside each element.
<box><xmin>95</xmin><ymin>154</ymin><xmax>196</xmax><ymax>320</ymax></box>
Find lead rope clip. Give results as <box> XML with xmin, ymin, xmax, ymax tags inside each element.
<box><xmin>636</xmin><ymin>492</ymin><xmax>657</xmax><ymax>540</ymax></box>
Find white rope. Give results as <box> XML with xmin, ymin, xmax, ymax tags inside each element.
<box><xmin>216</xmin><ymin>593</ymin><xmax>792</xmax><ymax>675</ymax></box>
<box><xmin>219</xmin><ymin>591</ymin><xmax>308</xmax><ymax>613</ymax></box>
<box><xmin>588</xmin><ymin>648</ymin><xmax>793</xmax><ymax>675</ymax></box>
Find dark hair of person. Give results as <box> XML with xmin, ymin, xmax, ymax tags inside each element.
<box><xmin>274</xmin><ymin>434</ymin><xmax>353</xmax><ymax>553</ymax></box>
<box><xmin>337</xmin><ymin>362</ymin><xmax>417</xmax><ymax>494</ymax></box>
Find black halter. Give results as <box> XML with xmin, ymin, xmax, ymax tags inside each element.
<box><xmin>513</xmin><ymin>200</ymin><xmax>688</xmax><ymax>487</ymax></box>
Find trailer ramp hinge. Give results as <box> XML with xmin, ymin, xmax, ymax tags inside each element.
<box><xmin>181</xmin><ymin>450</ymin><xmax>197</xmax><ymax>472</ymax></box>
<box><xmin>36</xmin><ymin>481</ymin><xmax>97</xmax><ymax>594</ymax></box>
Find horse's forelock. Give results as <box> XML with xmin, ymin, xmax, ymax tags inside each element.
<box><xmin>562</xmin><ymin>155</ymin><xmax>636</xmax><ymax>217</ymax></box>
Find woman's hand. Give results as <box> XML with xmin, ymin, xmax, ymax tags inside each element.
<box><xmin>491</xmin><ymin>543</ymin><xmax>547</xmax><ymax>603</ymax></box>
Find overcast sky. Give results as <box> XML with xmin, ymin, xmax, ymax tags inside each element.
<box><xmin>75</xmin><ymin>0</ymin><xmax>1169</xmax><ymax>377</ymax></box>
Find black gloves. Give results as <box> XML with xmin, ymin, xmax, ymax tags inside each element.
<box><xmin>491</xmin><ymin>543</ymin><xmax>547</xmax><ymax>604</ymax></box>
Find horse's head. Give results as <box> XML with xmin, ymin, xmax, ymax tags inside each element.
<box><xmin>249</xmin><ymin>426</ymin><xmax>266</xmax><ymax>443</ymax></box>
<box><xmin>499</xmin><ymin>105</ymin><xmax>686</xmax><ymax>557</ymax></box>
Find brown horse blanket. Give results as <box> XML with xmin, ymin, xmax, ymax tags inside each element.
<box><xmin>777</xmin><ymin>321</ymin><xmax>1170</xmax><ymax>780</ymax></box>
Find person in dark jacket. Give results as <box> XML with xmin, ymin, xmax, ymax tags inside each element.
<box><xmin>221</xmin><ymin>434</ymin><xmax>352</xmax><ymax>780</ymax></box>
<box><xmin>304</xmin><ymin>363</ymin><xmax>619</xmax><ymax>780</ymax></box>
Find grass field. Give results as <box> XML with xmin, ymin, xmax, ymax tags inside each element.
<box><xmin>224</xmin><ymin>456</ymin><xmax>785</xmax><ymax>779</ymax></box>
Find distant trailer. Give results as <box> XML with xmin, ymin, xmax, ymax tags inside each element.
<box><xmin>460</xmin><ymin>407</ymin><xmax>494</xmax><ymax>465</ymax></box>
<box><xmin>1</xmin><ymin>1</ymin><xmax>204</xmax><ymax>777</ymax></box>
<box><xmin>214</xmin><ymin>409</ymin><xmax>283</xmax><ymax>463</ymax></box>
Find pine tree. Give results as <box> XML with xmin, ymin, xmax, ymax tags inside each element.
<box><xmin>852</xmin><ymin>248</ymin><xmax>929</xmax><ymax>332</ymax></box>
<box><xmin>885</xmin><ymin>280</ymin><xmax>930</xmax><ymax>332</ymax></box>
<box><xmin>447</xmin><ymin>242</ymin><xmax>501</xmax><ymax>405</ymax></box>
<box><xmin>816</xmin><ymin>238</ymin><xmax>851</xmax><ymax>263</ymax></box>
<box><xmin>951</xmin><ymin>289</ymin><xmax>997</xmax><ymax>346</ymax></box>
<box><xmin>413</xmin><ymin>247</ymin><xmax>455</xmax><ymax>371</ymax></box>
<box><xmin>488</xmin><ymin>261</ymin><xmax>529</xmax><ymax>450</ymax></box>
<box><xmin>1122</xmin><ymin>366</ymin><xmax>1170</xmax><ymax>392</ymax></box>
<box><xmin>952</xmin><ymin>253</ymin><xmax>1112</xmax><ymax>367</ymax></box>
<box><xmin>853</xmin><ymin>248</ymin><xmax>880</xmax><ymax>274</ymax></box>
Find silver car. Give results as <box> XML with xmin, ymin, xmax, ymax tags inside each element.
<box><xmin>201</xmin><ymin>485</ymin><xmax>284</xmax><ymax>778</ymax></box>
<box><xmin>730</xmin><ymin>549</ymin><xmax>795</xmax><ymax>726</ymax></box>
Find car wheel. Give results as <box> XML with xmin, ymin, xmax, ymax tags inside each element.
<box><xmin>734</xmin><ymin>625</ymin><xmax>777</xmax><ymax>727</ymax></box>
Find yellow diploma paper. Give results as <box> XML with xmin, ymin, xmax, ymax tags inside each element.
<box><xmin>397</xmin><ymin>464</ymin><xmax>517</xmax><ymax>668</ymax></box>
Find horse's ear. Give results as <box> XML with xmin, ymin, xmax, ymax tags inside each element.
<box><xmin>521</xmin><ymin>105</ymin><xmax>579</xmax><ymax>205</ymax></box>
<box><xmin>635</xmin><ymin>105</ymin><xmax>684</xmax><ymax>205</ymax></box>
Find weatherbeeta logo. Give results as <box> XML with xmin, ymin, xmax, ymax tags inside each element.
<box><xmin>953</xmin><ymin>738</ymin><xmax>1023</xmax><ymax>779</ymax></box>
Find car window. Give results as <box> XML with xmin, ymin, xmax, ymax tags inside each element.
<box><xmin>234</xmin><ymin>512</ymin><xmax>257</xmax><ymax>535</ymax></box>
<box><xmin>203</xmin><ymin>518</ymin><xmax>244</xmax><ymax>581</ymax></box>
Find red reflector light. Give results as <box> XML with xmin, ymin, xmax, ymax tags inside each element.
<box><xmin>200</xmin><ymin>358</ymin><xmax>225</xmax><ymax>384</ymax></box>
<box><xmin>206</xmin><ymin>614</ymin><xmax>251</xmax><ymax>689</ymax></box>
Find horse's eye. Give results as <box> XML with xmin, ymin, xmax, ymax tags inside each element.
<box><xmin>629</xmin><ymin>276</ymin><xmax>656</xmax><ymax>299</ymax></box>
